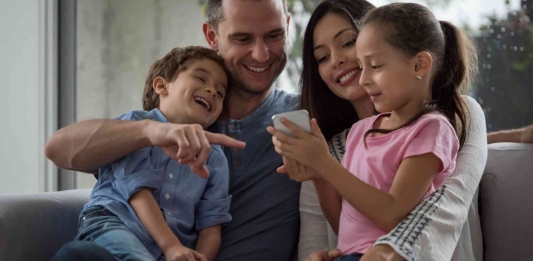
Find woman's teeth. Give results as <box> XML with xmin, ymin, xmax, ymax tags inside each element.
<box><xmin>340</xmin><ymin>70</ymin><xmax>357</xmax><ymax>83</ymax></box>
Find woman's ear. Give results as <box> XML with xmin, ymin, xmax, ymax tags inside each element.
<box><xmin>413</xmin><ymin>51</ymin><xmax>433</xmax><ymax>78</ymax></box>
<box><xmin>153</xmin><ymin>77</ymin><xmax>168</xmax><ymax>96</ymax></box>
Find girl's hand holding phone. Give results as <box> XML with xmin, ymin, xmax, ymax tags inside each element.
<box><xmin>267</xmin><ymin>117</ymin><xmax>331</xmax><ymax>173</ymax></box>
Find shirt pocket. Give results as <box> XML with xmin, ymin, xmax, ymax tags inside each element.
<box><xmin>179</xmin><ymin>167</ymin><xmax>208</xmax><ymax>202</ymax></box>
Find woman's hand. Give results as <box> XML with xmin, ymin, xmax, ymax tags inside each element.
<box><xmin>267</xmin><ymin>118</ymin><xmax>331</xmax><ymax>172</ymax></box>
<box><xmin>360</xmin><ymin>244</ymin><xmax>405</xmax><ymax>261</ymax></box>
<box><xmin>305</xmin><ymin>249</ymin><xmax>343</xmax><ymax>261</ymax></box>
<box><xmin>277</xmin><ymin>156</ymin><xmax>320</xmax><ymax>182</ymax></box>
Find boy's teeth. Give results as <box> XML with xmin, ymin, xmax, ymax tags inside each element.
<box><xmin>194</xmin><ymin>97</ymin><xmax>210</xmax><ymax>111</ymax></box>
<box><xmin>340</xmin><ymin>70</ymin><xmax>356</xmax><ymax>83</ymax></box>
<box><xmin>246</xmin><ymin>65</ymin><xmax>269</xmax><ymax>72</ymax></box>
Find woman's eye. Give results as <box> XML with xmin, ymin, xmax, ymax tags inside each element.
<box><xmin>343</xmin><ymin>39</ymin><xmax>356</xmax><ymax>47</ymax></box>
<box><xmin>316</xmin><ymin>55</ymin><xmax>329</xmax><ymax>64</ymax></box>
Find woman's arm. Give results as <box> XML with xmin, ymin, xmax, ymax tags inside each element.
<box><xmin>196</xmin><ymin>225</ymin><xmax>222</xmax><ymax>261</ymax></box>
<box><xmin>369</xmin><ymin>96</ymin><xmax>488</xmax><ymax>261</ymax></box>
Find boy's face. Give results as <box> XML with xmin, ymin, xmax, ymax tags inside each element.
<box><xmin>159</xmin><ymin>58</ymin><xmax>228</xmax><ymax>128</ymax></box>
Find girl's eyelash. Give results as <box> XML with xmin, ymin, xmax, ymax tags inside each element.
<box><xmin>195</xmin><ymin>76</ymin><xmax>206</xmax><ymax>82</ymax></box>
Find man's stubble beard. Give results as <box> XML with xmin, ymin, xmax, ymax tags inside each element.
<box><xmin>224</xmin><ymin>52</ymin><xmax>288</xmax><ymax>95</ymax></box>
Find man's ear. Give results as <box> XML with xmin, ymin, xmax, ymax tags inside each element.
<box><xmin>413</xmin><ymin>51</ymin><xmax>433</xmax><ymax>78</ymax></box>
<box><xmin>203</xmin><ymin>22</ymin><xmax>219</xmax><ymax>52</ymax></box>
<box><xmin>153</xmin><ymin>77</ymin><xmax>168</xmax><ymax>96</ymax></box>
<box><xmin>286</xmin><ymin>14</ymin><xmax>291</xmax><ymax>37</ymax></box>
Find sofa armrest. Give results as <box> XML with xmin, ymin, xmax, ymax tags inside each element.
<box><xmin>0</xmin><ymin>189</ymin><xmax>91</xmax><ymax>261</ymax></box>
<box><xmin>480</xmin><ymin>143</ymin><xmax>533</xmax><ymax>261</ymax></box>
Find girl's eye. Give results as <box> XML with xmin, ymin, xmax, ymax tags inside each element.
<box><xmin>371</xmin><ymin>65</ymin><xmax>382</xmax><ymax>69</ymax></box>
<box><xmin>217</xmin><ymin>91</ymin><xmax>224</xmax><ymax>98</ymax></box>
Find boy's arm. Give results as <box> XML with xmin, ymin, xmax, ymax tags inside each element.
<box><xmin>130</xmin><ymin>188</ymin><xmax>182</xmax><ymax>253</ymax></box>
<box><xmin>195</xmin><ymin>225</ymin><xmax>222</xmax><ymax>261</ymax></box>
<box><xmin>368</xmin><ymin>96</ymin><xmax>488</xmax><ymax>261</ymax></box>
<box><xmin>130</xmin><ymin>188</ymin><xmax>206</xmax><ymax>261</ymax></box>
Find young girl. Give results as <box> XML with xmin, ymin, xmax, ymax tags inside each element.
<box><xmin>268</xmin><ymin>3</ymin><xmax>477</xmax><ymax>260</ymax></box>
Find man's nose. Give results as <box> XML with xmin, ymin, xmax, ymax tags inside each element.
<box><xmin>251</xmin><ymin>41</ymin><xmax>270</xmax><ymax>63</ymax></box>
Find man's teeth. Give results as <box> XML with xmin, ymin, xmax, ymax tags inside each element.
<box><xmin>340</xmin><ymin>70</ymin><xmax>357</xmax><ymax>83</ymax></box>
<box><xmin>194</xmin><ymin>97</ymin><xmax>211</xmax><ymax>111</ymax></box>
<box><xmin>246</xmin><ymin>65</ymin><xmax>269</xmax><ymax>72</ymax></box>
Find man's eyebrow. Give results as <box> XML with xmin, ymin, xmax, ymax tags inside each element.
<box><xmin>314</xmin><ymin>28</ymin><xmax>355</xmax><ymax>52</ymax></box>
<box><xmin>228</xmin><ymin>28</ymin><xmax>285</xmax><ymax>39</ymax></box>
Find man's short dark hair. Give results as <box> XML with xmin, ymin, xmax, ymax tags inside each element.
<box><xmin>207</xmin><ymin>0</ymin><xmax>288</xmax><ymax>30</ymax></box>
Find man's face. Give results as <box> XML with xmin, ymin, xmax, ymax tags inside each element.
<box><xmin>208</xmin><ymin>0</ymin><xmax>290</xmax><ymax>95</ymax></box>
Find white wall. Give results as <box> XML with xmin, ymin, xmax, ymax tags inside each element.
<box><xmin>0</xmin><ymin>0</ymin><xmax>44</xmax><ymax>194</ymax></box>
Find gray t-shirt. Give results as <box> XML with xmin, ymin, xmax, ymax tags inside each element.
<box><xmin>211</xmin><ymin>89</ymin><xmax>300</xmax><ymax>261</ymax></box>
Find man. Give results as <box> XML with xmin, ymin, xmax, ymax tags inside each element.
<box><xmin>47</xmin><ymin>1</ymin><xmax>533</xmax><ymax>261</ymax></box>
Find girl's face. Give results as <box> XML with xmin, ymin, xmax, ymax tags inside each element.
<box><xmin>313</xmin><ymin>13</ymin><xmax>368</xmax><ymax>103</ymax></box>
<box><xmin>356</xmin><ymin>23</ymin><xmax>428</xmax><ymax>113</ymax></box>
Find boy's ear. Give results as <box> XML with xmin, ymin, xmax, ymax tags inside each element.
<box><xmin>413</xmin><ymin>51</ymin><xmax>433</xmax><ymax>78</ymax></box>
<box><xmin>153</xmin><ymin>77</ymin><xmax>168</xmax><ymax>96</ymax></box>
<box><xmin>203</xmin><ymin>22</ymin><xmax>219</xmax><ymax>52</ymax></box>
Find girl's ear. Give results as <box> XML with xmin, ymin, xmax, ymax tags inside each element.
<box><xmin>413</xmin><ymin>51</ymin><xmax>433</xmax><ymax>79</ymax></box>
<box><xmin>153</xmin><ymin>77</ymin><xmax>168</xmax><ymax>96</ymax></box>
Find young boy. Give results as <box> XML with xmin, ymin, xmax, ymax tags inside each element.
<box><xmin>75</xmin><ymin>46</ymin><xmax>232</xmax><ymax>261</ymax></box>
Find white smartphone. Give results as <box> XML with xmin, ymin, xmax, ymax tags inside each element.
<box><xmin>272</xmin><ymin>109</ymin><xmax>311</xmax><ymax>136</ymax></box>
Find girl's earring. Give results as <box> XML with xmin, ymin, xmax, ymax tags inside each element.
<box><xmin>416</xmin><ymin>75</ymin><xmax>422</xmax><ymax>80</ymax></box>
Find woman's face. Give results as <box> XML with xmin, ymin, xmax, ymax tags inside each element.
<box><xmin>313</xmin><ymin>13</ymin><xmax>368</xmax><ymax>103</ymax></box>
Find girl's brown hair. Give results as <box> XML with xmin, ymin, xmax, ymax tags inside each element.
<box><xmin>142</xmin><ymin>46</ymin><xmax>229</xmax><ymax>111</ymax></box>
<box><xmin>361</xmin><ymin>3</ymin><xmax>478</xmax><ymax>148</ymax></box>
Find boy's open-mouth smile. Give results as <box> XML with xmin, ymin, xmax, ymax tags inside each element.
<box><xmin>194</xmin><ymin>96</ymin><xmax>212</xmax><ymax>112</ymax></box>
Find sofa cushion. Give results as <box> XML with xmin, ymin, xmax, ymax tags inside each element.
<box><xmin>0</xmin><ymin>189</ymin><xmax>91</xmax><ymax>261</ymax></box>
<box><xmin>480</xmin><ymin>143</ymin><xmax>533</xmax><ymax>261</ymax></box>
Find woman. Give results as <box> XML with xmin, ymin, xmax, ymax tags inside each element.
<box><xmin>289</xmin><ymin>1</ymin><xmax>487</xmax><ymax>260</ymax></box>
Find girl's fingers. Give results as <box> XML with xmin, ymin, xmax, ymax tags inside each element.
<box><xmin>267</xmin><ymin>126</ymin><xmax>298</xmax><ymax>144</ymax></box>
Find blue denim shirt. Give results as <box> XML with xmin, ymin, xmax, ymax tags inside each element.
<box><xmin>210</xmin><ymin>89</ymin><xmax>301</xmax><ymax>261</ymax></box>
<box><xmin>82</xmin><ymin>109</ymin><xmax>232</xmax><ymax>259</ymax></box>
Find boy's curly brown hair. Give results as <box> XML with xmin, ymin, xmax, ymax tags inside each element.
<box><xmin>142</xmin><ymin>46</ymin><xmax>229</xmax><ymax>111</ymax></box>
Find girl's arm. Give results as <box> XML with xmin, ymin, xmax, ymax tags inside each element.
<box><xmin>313</xmin><ymin>178</ymin><xmax>342</xmax><ymax>234</ymax></box>
<box><xmin>195</xmin><ymin>225</ymin><xmax>222</xmax><ymax>261</ymax></box>
<box><xmin>316</xmin><ymin>153</ymin><xmax>441</xmax><ymax>232</ymax></box>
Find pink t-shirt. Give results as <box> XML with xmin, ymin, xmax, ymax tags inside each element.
<box><xmin>338</xmin><ymin>112</ymin><xmax>459</xmax><ymax>254</ymax></box>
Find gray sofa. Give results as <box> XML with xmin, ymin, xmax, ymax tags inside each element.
<box><xmin>1</xmin><ymin>143</ymin><xmax>532</xmax><ymax>261</ymax></box>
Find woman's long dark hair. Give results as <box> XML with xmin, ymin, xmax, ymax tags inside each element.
<box><xmin>361</xmin><ymin>3</ymin><xmax>478</xmax><ymax>148</ymax></box>
<box><xmin>300</xmin><ymin>0</ymin><xmax>376</xmax><ymax>141</ymax></box>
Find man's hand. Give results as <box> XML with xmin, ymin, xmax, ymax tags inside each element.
<box><xmin>148</xmin><ymin>122</ymin><xmax>245</xmax><ymax>178</ymax></box>
<box><xmin>277</xmin><ymin>156</ymin><xmax>320</xmax><ymax>182</ymax></box>
<box><xmin>164</xmin><ymin>245</ymin><xmax>207</xmax><ymax>261</ymax></box>
<box><xmin>360</xmin><ymin>244</ymin><xmax>405</xmax><ymax>261</ymax></box>
<box><xmin>305</xmin><ymin>249</ymin><xmax>343</xmax><ymax>261</ymax></box>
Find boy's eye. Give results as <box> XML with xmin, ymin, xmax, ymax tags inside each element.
<box><xmin>195</xmin><ymin>76</ymin><xmax>206</xmax><ymax>83</ymax></box>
